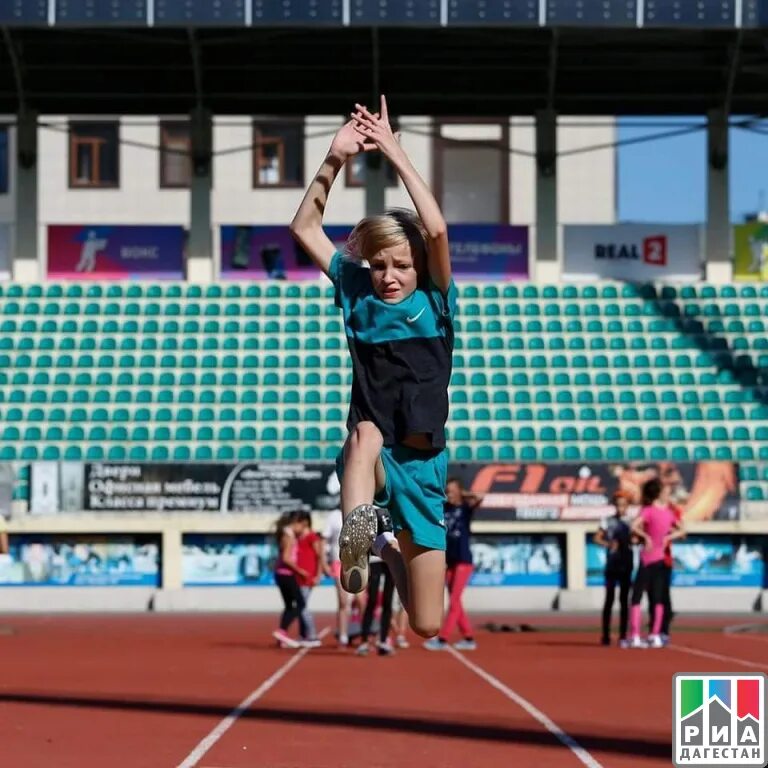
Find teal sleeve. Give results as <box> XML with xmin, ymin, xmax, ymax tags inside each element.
<box><xmin>329</xmin><ymin>251</ymin><xmax>368</xmax><ymax>309</ymax></box>
<box><xmin>429</xmin><ymin>278</ymin><xmax>458</xmax><ymax>320</ymax></box>
<box><xmin>328</xmin><ymin>251</ymin><xmax>346</xmax><ymax>309</ymax></box>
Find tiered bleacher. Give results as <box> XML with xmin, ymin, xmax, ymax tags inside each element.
<box><xmin>0</xmin><ymin>280</ymin><xmax>766</xmax><ymax>503</ymax></box>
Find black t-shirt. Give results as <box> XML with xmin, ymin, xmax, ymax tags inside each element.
<box><xmin>600</xmin><ymin>515</ymin><xmax>633</xmax><ymax>571</ymax></box>
<box><xmin>444</xmin><ymin>502</ymin><xmax>473</xmax><ymax>565</ymax></box>
<box><xmin>330</xmin><ymin>252</ymin><xmax>457</xmax><ymax>448</ymax></box>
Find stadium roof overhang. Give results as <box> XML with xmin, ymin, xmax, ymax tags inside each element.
<box><xmin>0</xmin><ymin>26</ymin><xmax>767</xmax><ymax>117</ymax></box>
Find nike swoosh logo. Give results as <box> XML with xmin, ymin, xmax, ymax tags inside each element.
<box><xmin>406</xmin><ymin>307</ymin><xmax>426</xmax><ymax>323</ymax></box>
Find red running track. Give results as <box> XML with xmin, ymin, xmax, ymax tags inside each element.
<box><xmin>0</xmin><ymin>614</ymin><xmax>765</xmax><ymax>768</ymax></box>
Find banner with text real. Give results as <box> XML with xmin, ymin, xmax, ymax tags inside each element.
<box><xmin>563</xmin><ymin>224</ymin><xmax>702</xmax><ymax>281</ymax></box>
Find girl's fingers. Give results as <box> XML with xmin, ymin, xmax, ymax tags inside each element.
<box><xmin>351</xmin><ymin>111</ymin><xmax>376</xmax><ymax>130</ymax></box>
<box><xmin>352</xmin><ymin>119</ymin><xmax>378</xmax><ymax>138</ymax></box>
<box><xmin>354</xmin><ymin>103</ymin><xmax>377</xmax><ymax>121</ymax></box>
<box><xmin>380</xmin><ymin>94</ymin><xmax>389</xmax><ymax>121</ymax></box>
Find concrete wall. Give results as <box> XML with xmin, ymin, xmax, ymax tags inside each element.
<box><xmin>2</xmin><ymin>514</ymin><xmax>763</xmax><ymax>613</ymax></box>
<box><xmin>1</xmin><ymin>113</ymin><xmax>617</xmax><ymax>273</ymax></box>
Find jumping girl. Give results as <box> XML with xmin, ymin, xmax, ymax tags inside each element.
<box><xmin>290</xmin><ymin>95</ymin><xmax>455</xmax><ymax>638</ymax></box>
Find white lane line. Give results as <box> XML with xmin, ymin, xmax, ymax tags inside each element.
<box><xmin>446</xmin><ymin>647</ymin><xmax>604</xmax><ymax>768</ymax></box>
<box><xmin>723</xmin><ymin>623</ymin><xmax>768</xmax><ymax>644</ymax></box>
<box><xmin>177</xmin><ymin>627</ymin><xmax>330</xmax><ymax>768</ymax></box>
<box><xmin>726</xmin><ymin>634</ymin><xmax>768</xmax><ymax>645</ymax></box>
<box><xmin>667</xmin><ymin>643</ymin><xmax>768</xmax><ymax>670</ymax></box>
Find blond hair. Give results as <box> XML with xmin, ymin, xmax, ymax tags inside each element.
<box><xmin>345</xmin><ymin>208</ymin><xmax>428</xmax><ymax>281</ymax></box>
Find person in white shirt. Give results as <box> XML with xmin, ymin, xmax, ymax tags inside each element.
<box><xmin>323</xmin><ymin>508</ymin><xmax>366</xmax><ymax>647</ymax></box>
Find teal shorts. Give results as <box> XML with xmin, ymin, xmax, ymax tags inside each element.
<box><xmin>336</xmin><ymin>445</ymin><xmax>448</xmax><ymax>551</ymax></box>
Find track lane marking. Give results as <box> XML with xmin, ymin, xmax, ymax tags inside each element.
<box><xmin>177</xmin><ymin>627</ymin><xmax>330</xmax><ymax>768</ymax></box>
<box><xmin>445</xmin><ymin>646</ymin><xmax>605</xmax><ymax>768</ymax></box>
<box><xmin>667</xmin><ymin>643</ymin><xmax>768</xmax><ymax>670</ymax></box>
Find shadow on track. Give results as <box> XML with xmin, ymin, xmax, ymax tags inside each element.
<box><xmin>0</xmin><ymin>690</ymin><xmax>670</xmax><ymax>758</ymax></box>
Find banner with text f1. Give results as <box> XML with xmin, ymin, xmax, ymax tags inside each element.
<box><xmin>450</xmin><ymin>461</ymin><xmax>740</xmax><ymax>522</ymax></box>
<box><xmin>30</xmin><ymin>461</ymin><xmax>739</xmax><ymax>522</ymax></box>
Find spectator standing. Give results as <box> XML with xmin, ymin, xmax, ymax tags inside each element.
<box><xmin>594</xmin><ymin>491</ymin><xmax>633</xmax><ymax>647</ymax></box>
<box><xmin>424</xmin><ymin>478</ymin><xmax>483</xmax><ymax>651</ymax></box>
<box><xmin>296</xmin><ymin>511</ymin><xmax>323</xmax><ymax>648</ymax></box>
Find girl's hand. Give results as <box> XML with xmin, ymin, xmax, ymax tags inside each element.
<box><xmin>351</xmin><ymin>95</ymin><xmax>401</xmax><ymax>159</ymax></box>
<box><xmin>330</xmin><ymin>120</ymin><xmax>378</xmax><ymax>161</ymax></box>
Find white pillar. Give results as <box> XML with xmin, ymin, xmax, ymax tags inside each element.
<box><xmin>162</xmin><ymin>528</ymin><xmax>183</xmax><ymax>590</ymax></box>
<box><xmin>188</xmin><ymin>107</ymin><xmax>213</xmax><ymax>281</ymax></box>
<box><xmin>705</xmin><ymin>110</ymin><xmax>732</xmax><ymax>283</ymax></box>
<box><xmin>14</xmin><ymin>109</ymin><xmax>39</xmax><ymax>280</ymax></box>
<box><xmin>365</xmin><ymin>153</ymin><xmax>386</xmax><ymax>216</ymax></box>
<box><xmin>535</xmin><ymin>109</ymin><xmax>558</xmax><ymax>279</ymax></box>
<box><xmin>565</xmin><ymin>526</ymin><xmax>586</xmax><ymax>591</ymax></box>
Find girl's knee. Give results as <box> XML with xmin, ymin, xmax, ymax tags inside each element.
<box><xmin>349</xmin><ymin>421</ymin><xmax>384</xmax><ymax>455</ymax></box>
<box><xmin>410</xmin><ymin>616</ymin><xmax>441</xmax><ymax>639</ymax></box>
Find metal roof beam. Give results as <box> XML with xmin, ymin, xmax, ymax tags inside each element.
<box><xmin>1</xmin><ymin>27</ymin><xmax>27</xmax><ymax>112</ymax></box>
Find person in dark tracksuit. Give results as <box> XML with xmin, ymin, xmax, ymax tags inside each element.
<box><xmin>356</xmin><ymin>554</ymin><xmax>396</xmax><ymax>656</ymax></box>
<box><xmin>594</xmin><ymin>491</ymin><xmax>633</xmax><ymax>647</ymax></box>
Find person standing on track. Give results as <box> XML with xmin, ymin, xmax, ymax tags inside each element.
<box><xmin>659</xmin><ymin>500</ymin><xmax>683</xmax><ymax>643</ymax></box>
<box><xmin>0</xmin><ymin>514</ymin><xmax>8</xmax><ymax>556</ymax></box>
<box><xmin>594</xmin><ymin>491</ymin><xmax>633</xmax><ymax>648</ymax></box>
<box><xmin>391</xmin><ymin>593</ymin><xmax>410</xmax><ymax>648</ymax></box>
<box><xmin>323</xmin><ymin>507</ymin><xmax>365</xmax><ymax>648</ymax></box>
<box><xmin>272</xmin><ymin>511</ymin><xmax>311</xmax><ymax>649</ymax></box>
<box><xmin>295</xmin><ymin>511</ymin><xmax>323</xmax><ymax>648</ymax></box>
<box><xmin>627</xmin><ymin>478</ymin><xmax>685</xmax><ymax>649</ymax></box>
<box><xmin>290</xmin><ymin>95</ymin><xmax>456</xmax><ymax>639</ymax></box>
<box><xmin>424</xmin><ymin>478</ymin><xmax>483</xmax><ymax>651</ymax></box>
<box><xmin>356</xmin><ymin>550</ymin><xmax>397</xmax><ymax>656</ymax></box>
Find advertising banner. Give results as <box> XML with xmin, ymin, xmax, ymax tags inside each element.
<box><xmin>0</xmin><ymin>535</ymin><xmax>160</xmax><ymax>586</ymax></box>
<box><xmin>183</xmin><ymin>534</ymin><xmax>333</xmax><ymax>586</ymax></box>
<box><xmin>450</xmin><ymin>461</ymin><xmax>740</xmax><ymax>522</ymax></box>
<box><xmin>586</xmin><ymin>535</ymin><xmax>765</xmax><ymax>588</ymax></box>
<box><xmin>220</xmin><ymin>224</ymin><xmax>528</xmax><ymax>279</ymax></box>
<box><xmin>563</xmin><ymin>224</ymin><xmax>702</xmax><ymax>281</ymax></box>
<box><xmin>220</xmin><ymin>224</ymin><xmax>351</xmax><ymax>279</ymax></box>
<box><xmin>469</xmin><ymin>535</ymin><xmax>563</xmax><ymax>586</ymax></box>
<box><xmin>47</xmin><ymin>225</ymin><xmax>185</xmax><ymax>279</ymax></box>
<box><xmin>0</xmin><ymin>222</ymin><xmax>10</xmax><ymax>279</ymax></box>
<box><xmin>31</xmin><ymin>461</ymin><xmax>739</xmax><ymax>521</ymax></box>
<box><xmin>733</xmin><ymin>221</ymin><xmax>768</xmax><ymax>281</ymax></box>
<box><xmin>183</xmin><ymin>533</ymin><xmax>562</xmax><ymax>587</ymax></box>
<box><xmin>30</xmin><ymin>461</ymin><xmax>342</xmax><ymax>514</ymax></box>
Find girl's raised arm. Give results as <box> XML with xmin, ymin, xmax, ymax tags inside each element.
<box><xmin>290</xmin><ymin>121</ymin><xmax>376</xmax><ymax>277</ymax></box>
<box><xmin>352</xmin><ymin>96</ymin><xmax>452</xmax><ymax>294</ymax></box>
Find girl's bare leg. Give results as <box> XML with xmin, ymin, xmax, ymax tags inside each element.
<box><xmin>396</xmin><ymin>530</ymin><xmax>446</xmax><ymax>638</ymax></box>
<box><xmin>338</xmin><ymin>422</ymin><xmax>387</xmax><ymax>593</ymax></box>
<box><xmin>340</xmin><ymin>422</ymin><xmax>386</xmax><ymax>514</ymax></box>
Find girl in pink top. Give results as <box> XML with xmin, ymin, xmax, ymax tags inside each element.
<box><xmin>628</xmin><ymin>477</ymin><xmax>685</xmax><ymax>648</ymax></box>
<box><xmin>273</xmin><ymin>511</ymin><xmax>312</xmax><ymax>649</ymax></box>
